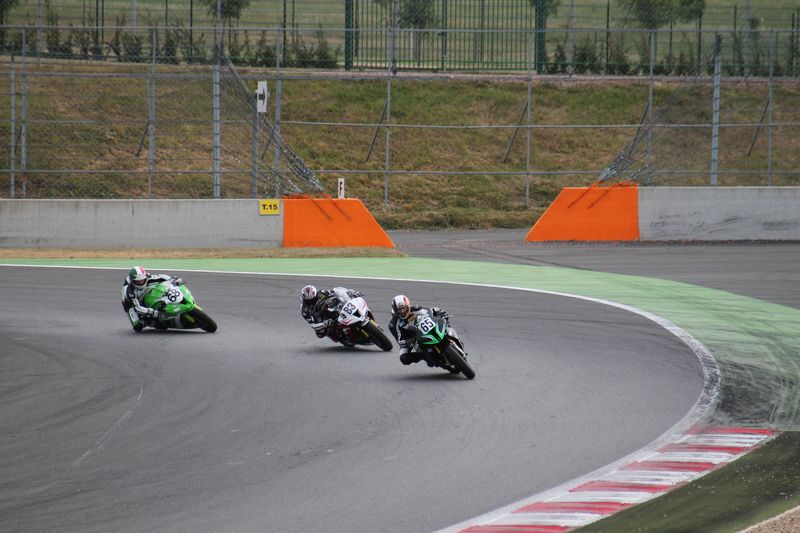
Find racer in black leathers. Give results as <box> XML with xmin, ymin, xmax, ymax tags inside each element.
<box><xmin>300</xmin><ymin>285</ymin><xmax>364</xmax><ymax>345</ymax></box>
<box><xmin>388</xmin><ymin>294</ymin><xmax>456</xmax><ymax>366</ymax></box>
<box><xmin>121</xmin><ymin>266</ymin><xmax>183</xmax><ymax>332</ymax></box>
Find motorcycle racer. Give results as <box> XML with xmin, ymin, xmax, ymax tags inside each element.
<box><xmin>388</xmin><ymin>294</ymin><xmax>460</xmax><ymax>366</ymax></box>
<box><xmin>121</xmin><ymin>266</ymin><xmax>183</xmax><ymax>332</ymax></box>
<box><xmin>300</xmin><ymin>285</ymin><xmax>364</xmax><ymax>344</ymax></box>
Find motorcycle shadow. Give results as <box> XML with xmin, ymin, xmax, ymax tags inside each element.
<box><xmin>392</xmin><ymin>371</ymin><xmax>470</xmax><ymax>382</ymax></box>
<box><xmin>302</xmin><ymin>345</ymin><xmax>391</xmax><ymax>356</ymax></box>
<box><xmin>132</xmin><ymin>329</ymin><xmax>206</xmax><ymax>335</ymax></box>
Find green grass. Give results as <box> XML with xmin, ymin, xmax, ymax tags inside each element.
<box><xmin>575</xmin><ymin>432</ymin><xmax>800</xmax><ymax>533</ymax></box>
<box><xmin>7</xmin><ymin>1</ymin><xmax>800</xmax><ymax>31</ymax></box>
<box><xmin>1</xmin><ymin>59</ymin><xmax>799</xmax><ymax>228</ymax></box>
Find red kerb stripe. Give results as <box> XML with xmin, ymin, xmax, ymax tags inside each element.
<box><xmin>622</xmin><ymin>460</ymin><xmax>717</xmax><ymax>472</ymax></box>
<box><xmin>461</xmin><ymin>526</ymin><xmax>571</xmax><ymax>533</ymax></box>
<box><xmin>515</xmin><ymin>501</ymin><xmax>632</xmax><ymax>514</ymax></box>
<box><xmin>571</xmin><ymin>480</ymin><xmax>672</xmax><ymax>493</ymax></box>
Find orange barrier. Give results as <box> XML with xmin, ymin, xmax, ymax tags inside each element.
<box><xmin>282</xmin><ymin>198</ymin><xmax>395</xmax><ymax>248</ymax></box>
<box><xmin>525</xmin><ymin>185</ymin><xmax>640</xmax><ymax>242</ymax></box>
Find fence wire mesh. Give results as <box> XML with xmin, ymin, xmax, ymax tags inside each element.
<box><xmin>1</xmin><ymin>26</ymin><xmax>798</xmax><ymax>205</ymax></box>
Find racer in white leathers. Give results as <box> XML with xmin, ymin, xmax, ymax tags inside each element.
<box><xmin>121</xmin><ymin>266</ymin><xmax>183</xmax><ymax>332</ymax></box>
<box><xmin>300</xmin><ymin>285</ymin><xmax>364</xmax><ymax>345</ymax></box>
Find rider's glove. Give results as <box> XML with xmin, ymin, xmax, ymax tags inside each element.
<box><xmin>172</xmin><ymin>277</ymin><xmax>184</xmax><ymax>286</ymax></box>
<box><xmin>432</xmin><ymin>307</ymin><xmax>448</xmax><ymax>319</ymax></box>
<box><xmin>313</xmin><ymin>321</ymin><xmax>328</xmax><ymax>338</ymax></box>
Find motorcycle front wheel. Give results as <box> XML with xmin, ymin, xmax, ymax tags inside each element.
<box><xmin>445</xmin><ymin>344</ymin><xmax>475</xmax><ymax>379</ymax></box>
<box><xmin>363</xmin><ymin>320</ymin><xmax>393</xmax><ymax>351</ymax></box>
<box><xmin>187</xmin><ymin>308</ymin><xmax>218</xmax><ymax>333</ymax></box>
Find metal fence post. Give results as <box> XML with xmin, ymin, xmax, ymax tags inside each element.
<box><xmin>385</xmin><ymin>0</ymin><xmax>398</xmax><ymax>206</ymax></box>
<box><xmin>710</xmin><ymin>35</ymin><xmax>722</xmax><ymax>186</ymax></box>
<box><xmin>21</xmin><ymin>48</ymin><xmax>27</xmax><ymax>193</ymax></box>
<box><xmin>274</xmin><ymin>37</ymin><xmax>283</xmax><ymax>196</ymax></box>
<box><xmin>344</xmin><ymin>0</ymin><xmax>354</xmax><ymax>70</ymax></box>
<box><xmin>252</xmin><ymin>97</ymin><xmax>259</xmax><ymax>198</ymax></box>
<box><xmin>647</xmin><ymin>31</ymin><xmax>654</xmax><ymax>171</ymax></box>
<box><xmin>212</xmin><ymin>0</ymin><xmax>222</xmax><ymax>199</ymax></box>
<box><xmin>35</xmin><ymin>0</ymin><xmax>42</xmax><ymax>63</ymax></box>
<box><xmin>768</xmin><ymin>31</ymin><xmax>775</xmax><ymax>186</ymax></box>
<box><xmin>744</xmin><ymin>0</ymin><xmax>751</xmax><ymax>78</ymax></box>
<box><xmin>148</xmin><ymin>29</ymin><xmax>157</xmax><ymax>198</ymax></box>
<box><xmin>9</xmin><ymin>60</ymin><xmax>16</xmax><ymax>199</ymax></box>
<box><xmin>566</xmin><ymin>0</ymin><xmax>575</xmax><ymax>77</ymax></box>
<box><xmin>526</xmin><ymin>33</ymin><xmax>533</xmax><ymax>209</ymax></box>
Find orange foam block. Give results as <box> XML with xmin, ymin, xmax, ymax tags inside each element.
<box><xmin>282</xmin><ymin>198</ymin><xmax>395</xmax><ymax>248</ymax></box>
<box><xmin>526</xmin><ymin>186</ymin><xmax>640</xmax><ymax>242</ymax></box>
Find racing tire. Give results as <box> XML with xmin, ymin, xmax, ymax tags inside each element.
<box><xmin>188</xmin><ymin>308</ymin><xmax>218</xmax><ymax>333</ymax></box>
<box><xmin>364</xmin><ymin>320</ymin><xmax>394</xmax><ymax>351</ymax></box>
<box><xmin>445</xmin><ymin>344</ymin><xmax>475</xmax><ymax>379</ymax></box>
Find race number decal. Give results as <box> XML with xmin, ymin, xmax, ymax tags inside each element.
<box><xmin>342</xmin><ymin>302</ymin><xmax>357</xmax><ymax>315</ymax></box>
<box><xmin>417</xmin><ymin>317</ymin><xmax>436</xmax><ymax>334</ymax></box>
<box><xmin>166</xmin><ymin>287</ymin><xmax>182</xmax><ymax>303</ymax></box>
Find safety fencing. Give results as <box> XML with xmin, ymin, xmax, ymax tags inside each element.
<box><xmin>1</xmin><ymin>26</ymin><xmax>799</xmax><ymax>209</ymax></box>
<box><xmin>2</xmin><ymin>1</ymin><xmax>799</xmax><ymax>74</ymax></box>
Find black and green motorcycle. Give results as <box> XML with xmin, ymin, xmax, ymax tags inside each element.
<box><xmin>412</xmin><ymin>312</ymin><xmax>475</xmax><ymax>379</ymax></box>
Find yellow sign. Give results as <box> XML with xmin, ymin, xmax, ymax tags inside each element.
<box><xmin>259</xmin><ymin>199</ymin><xmax>281</xmax><ymax>216</ymax></box>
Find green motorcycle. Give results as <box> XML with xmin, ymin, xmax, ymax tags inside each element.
<box><xmin>126</xmin><ymin>279</ymin><xmax>217</xmax><ymax>333</ymax></box>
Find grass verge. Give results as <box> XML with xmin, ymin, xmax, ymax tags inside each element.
<box><xmin>575</xmin><ymin>432</ymin><xmax>800</xmax><ymax>533</ymax></box>
<box><xmin>0</xmin><ymin>248</ymin><xmax>406</xmax><ymax>260</ymax></box>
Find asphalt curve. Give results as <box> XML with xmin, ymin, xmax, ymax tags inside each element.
<box><xmin>0</xmin><ymin>265</ymin><xmax>703</xmax><ymax>533</ymax></box>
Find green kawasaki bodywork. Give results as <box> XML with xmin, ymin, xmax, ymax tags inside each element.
<box><xmin>418</xmin><ymin>316</ymin><xmax>447</xmax><ymax>345</ymax></box>
<box><xmin>141</xmin><ymin>282</ymin><xmax>196</xmax><ymax>316</ymax></box>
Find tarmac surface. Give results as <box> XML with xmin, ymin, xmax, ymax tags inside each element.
<box><xmin>3</xmin><ymin>232</ymin><xmax>797</xmax><ymax>532</ymax></box>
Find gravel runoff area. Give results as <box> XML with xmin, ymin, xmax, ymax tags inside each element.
<box><xmin>741</xmin><ymin>506</ymin><xmax>800</xmax><ymax>532</ymax></box>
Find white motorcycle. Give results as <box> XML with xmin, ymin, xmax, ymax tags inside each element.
<box><xmin>314</xmin><ymin>290</ymin><xmax>394</xmax><ymax>351</ymax></box>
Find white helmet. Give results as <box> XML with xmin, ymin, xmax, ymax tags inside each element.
<box><xmin>301</xmin><ymin>285</ymin><xmax>318</xmax><ymax>303</ymax></box>
<box><xmin>391</xmin><ymin>294</ymin><xmax>411</xmax><ymax>319</ymax></box>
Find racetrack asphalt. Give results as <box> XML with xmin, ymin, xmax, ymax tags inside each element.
<box><xmin>2</xmin><ymin>232</ymin><xmax>796</xmax><ymax>532</ymax></box>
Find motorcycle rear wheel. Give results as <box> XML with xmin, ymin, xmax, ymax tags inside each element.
<box><xmin>363</xmin><ymin>320</ymin><xmax>393</xmax><ymax>351</ymax></box>
<box><xmin>187</xmin><ymin>308</ymin><xmax>218</xmax><ymax>333</ymax></box>
<box><xmin>445</xmin><ymin>344</ymin><xmax>475</xmax><ymax>379</ymax></box>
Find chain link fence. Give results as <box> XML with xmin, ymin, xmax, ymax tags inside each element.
<box><xmin>1</xmin><ymin>26</ymin><xmax>798</xmax><ymax>207</ymax></box>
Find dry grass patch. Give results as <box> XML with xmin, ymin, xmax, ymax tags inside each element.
<box><xmin>0</xmin><ymin>248</ymin><xmax>406</xmax><ymax>260</ymax></box>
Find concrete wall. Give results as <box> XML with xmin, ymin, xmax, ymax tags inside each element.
<box><xmin>639</xmin><ymin>187</ymin><xmax>800</xmax><ymax>241</ymax></box>
<box><xmin>0</xmin><ymin>200</ymin><xmax>283</xmax><ymax>248</ymax></box>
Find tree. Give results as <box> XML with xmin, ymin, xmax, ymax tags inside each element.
<box><xmin>373</xmin><ymin>0</ymin><xmax>437</xmax><ymax>29</ymax></box>
<box><xmin>529</xmin><ymin>0</ymin><xmax>560</xmax><ymax>22</ymax></box>
<box><xmin>0</xmin><ymin>0</ymin><xmax>21</xmax><ymax>45</ymax></box>
<box><xmin>618</xmin><ymin>0</ymin><xmax>705</xmax><ymax>29</ymax></box>
<box><xmin>199</xmin><ymin>0</ymin><xmax>251</xmax><ymax>26</ymax></box>
<box><xmin>199</xmin><ymin>0</ymin><xmax>251</xmax><ymax>52</ymax></box>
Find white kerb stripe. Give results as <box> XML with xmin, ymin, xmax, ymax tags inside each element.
<box><xmin>488</xmin><ymin>513</ymin><xmax>602</xmax><ymax>527</ymax></box>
